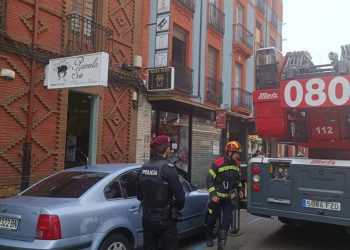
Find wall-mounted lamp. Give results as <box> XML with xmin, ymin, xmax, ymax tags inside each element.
<box><xmin>132</xmin><ymin>91</ymin><xmax>138</xmax><ymax>109</ymax></box>
<box><xmin>0</xmin><ymin>68</ymin><xmax>16</xmax><ymax>80</ymax></box>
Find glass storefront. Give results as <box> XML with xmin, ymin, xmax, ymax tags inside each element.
<box><xmin>151</xmin><ymin>111</ymin><xmax>190</xmax><ymax>178</ymax></box>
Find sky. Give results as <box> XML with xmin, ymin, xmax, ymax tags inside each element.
<box><xmin>283</xmin><ymin>0</ymin><xmax>350</xmax><ymax>64</ymax></box>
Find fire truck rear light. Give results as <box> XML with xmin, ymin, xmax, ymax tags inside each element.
<box><xmin>253</xmin><ymin>175</ymin><xmax>260</xmax><ymax>182</ymax></box>
<box><xmin>252</xmin><ymin>183</ymin><xmax>261</xmax><ymax>192</ymax></box>
<box><xmin>252</xmin><ymin>166</ymin><xmax>260</xmax><ymax>174</ymax></box>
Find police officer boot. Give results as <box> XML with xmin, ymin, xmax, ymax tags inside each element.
<box><xmin>217</xmin><ymin>230</ymin><xmax>227</xmax><ymax>250</ymax></box>
<box><xmin>206</xmin><ymin>228</ymin><xmax>214</xmax><ymax>247</ymax></box>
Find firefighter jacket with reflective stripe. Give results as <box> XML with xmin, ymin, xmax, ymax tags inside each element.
<box><xmin>206</xmin><ymin>156</ymin><xmax>242</xmax><ymax>198</ymax></box>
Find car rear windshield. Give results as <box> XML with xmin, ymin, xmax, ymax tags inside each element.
<box><xmin>22</xmin><ymin>172</ymin><xmax>108</xmax><ymax>198</ymax></box>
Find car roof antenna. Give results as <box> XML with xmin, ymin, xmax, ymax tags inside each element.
<box><xmin>74</xmin><ymin>145</ymin><xmax>89</xmax><ymax>169</ymax></box>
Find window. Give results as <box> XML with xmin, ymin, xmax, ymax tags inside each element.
<box><xmin>236</xmin><ymin>3</ymin><xmax>244</xmax><ymax>25</ymax></box>
<box><xmin>255</xmin><ymin>22</ymin><xmax>262</xmax><ymax>47</ymax></box>
<box><xmin>104</xmin><ymin>178</ymin><xmax>122</xmax><ymax>200</ymax></box>
<box><xmin>270</xmin><ymin>36</ymin><xmax>276</xmax><ymax>47</ymax></box>
<box><xmin>180</xmin><ymin>176</ymin><xmax>191</xmax><ymax>193</ymax></box>
<box><xmin>72</xmin><ymin>0</ymin><xmax>96</xmax><ymax>36</ymax></box>
<box><xmin>120</xmin><ymin>170</ymin><xmax>138</xmax><ymax>198</ymax></box>
<box><xmin>172</xmin><ymin>25</ymin><xmax>187</xmax><ymax>66</ymax></box>
<box><xmin>208</xmin><ymin>46</ymin><xmax>218</xmax><ymax>80</ymax></box>
<box><xmin>234</xmin><ymin>63</ymin><xmax>243</xmax><ymax>89</ymax></box>
<box><xmin>22</xmin><ymin>172</ymin><xmax>108</xmax><ymax>198</ymax></box>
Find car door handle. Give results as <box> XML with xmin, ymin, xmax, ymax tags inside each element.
<box><xmin>128</xmin><ymin>207</ymin><xmax>140</xmax><ymax>214</ymax></box>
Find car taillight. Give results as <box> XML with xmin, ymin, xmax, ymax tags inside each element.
<box><xmin>252</xmin><ymin>166</ymin><xmax>260</xmax><ymax>174</ymax></box>
<box><xmin>36</xmin><ymin>215</ymin><xmax>61</xmax><ymax>240</ymax></box>
<box><xmin>252</xmin><ymin>183</ymin><xmax>261</xmax><ymax>192</ymax></box>
<box><xmin>252</xmin><ymin>165</ymin><xmax>261</xmax><ymax>192</ymax></box>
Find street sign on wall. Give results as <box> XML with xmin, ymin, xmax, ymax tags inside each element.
<box><xmin>157</xmin><ymin>0</ymin><xmax>170</xmax><ymax>14</ymax></box>
<box><xmin>216</xmin><ymin>109</ymin><xmax>227</xmax><ymax>129</ymax></box>
<box><xmin>155</xmin><ymin>51</ymin><xmax>168</xmax><ymax>67</ymax></box>
<box><xmin>47</xmin><ymin>52</ymin><xmax>109</xmax><ymax>89</ymax></box>
<box><xmin>147</xmin><ymin>67</ymin><xmax>174</xmax><ymax>91</ymax></box>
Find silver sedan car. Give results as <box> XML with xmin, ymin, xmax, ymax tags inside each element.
<box><xmin>0</xmin><ymin>164</ymin><xmax>209</xmax><ymax>250</ymax></box>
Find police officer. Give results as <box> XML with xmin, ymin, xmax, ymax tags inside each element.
<box><xmin>137</xmin><ymin>135</ymin><xmax>185</xmax><ymax>250</ymax></box>
<box><xmin>205</xmin><ymin>141</ymin><xmax>244</xmax><ymax>250</ymax></box>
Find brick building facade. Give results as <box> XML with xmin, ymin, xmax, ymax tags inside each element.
<box><xmin>0</xmin><ymin>0</ymin><xmax>144</xmax><ymax>197</ymax></box>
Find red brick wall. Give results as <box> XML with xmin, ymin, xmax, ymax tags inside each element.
<box><xmin>0</xmin><ymin>0</ymin><xmax>139</xmax><ymax>197</ymax></box>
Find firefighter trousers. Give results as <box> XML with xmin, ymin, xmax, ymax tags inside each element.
<box><xmin>205</xmin><ymin>199</ymin><xmax>235</xmax><ymax>232</ymax></box>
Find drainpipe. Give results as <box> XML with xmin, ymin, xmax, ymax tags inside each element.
<box><xmin>21</xmin><ymin>0</ymin><xmax>39</xmax><ymax>191</ymax></box>
<box><xmin>197</xmin><ymin>0</ymin><xmax>204</xmax><ymax>99</ymax></box>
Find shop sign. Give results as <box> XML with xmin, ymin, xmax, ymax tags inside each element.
<box><xmin>148</xmin><ymin>67</ymin><xmax>174</xmax><ymax>91</ymax></box>
<box><xmin>212</xmin><ymin>140</ymin><xmax>220</xmax><ymax>155</ymax></box>
<box><xmin>216</xmin><ymin>109</ymin><xmax>227</xmax><ymax>129</ymax></box>
<box><xmin>155</xmin><ymin>50</ymin><xmax>168</xmax><ymax>67</ymax></box>
<box><xmin>157</xmin><ymin>15</ymin><xmax>170</xmax><ymax>32</ymax></box>
<box><xmin>47</xmin><ymin>52</ymin><xmax>109</xmax><ymax>89</ymax></box>
<box><xmin>157</xmin><ymin>0</ymin><xmax>170</xmax><ymax>14</ymax></box>
<box><xmin>156</xmin><ymin>33</ymin><xmax>169</xmax><ymax>50</ymax></box>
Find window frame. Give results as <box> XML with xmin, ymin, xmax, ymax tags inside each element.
<box><xmin>103</xmin><ymin>177</ymin><xmax>123</xmax><ymax>201</ymax></box>
<box><xmin>119</xmin><ymin>169</ymin><xmax>139</xmax><ymax>199</ymax></box>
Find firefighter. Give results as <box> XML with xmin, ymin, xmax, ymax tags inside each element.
<box><xmin>137</xmin><ymin>135</ymin><xmax>185</xmax><ymax>250</ymax></box>
<box><xmin>205</xmin><ymin>141</ymin><xmax>244</xmax><ymax>249</ymax></box>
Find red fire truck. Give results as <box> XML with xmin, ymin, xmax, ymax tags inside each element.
<box><xmin>248</xmin><ymin>46</ymin><xmax>350</xmax><ymax>229</ymax></box>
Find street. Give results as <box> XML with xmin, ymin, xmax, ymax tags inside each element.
<box><xmin>181</xmin><ymin>210</ymin><xmax>350</xmax><ymax>250</ymax></box>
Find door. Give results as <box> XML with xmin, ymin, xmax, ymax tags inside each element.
<box><xmin>234</xmin><ymin>63</ymin><xmax>242</xmax><ymax>106</ymax></box>
<box><xmin>177</xmin><ymin>178</ymin><xmax>208</xmax><ymax>234</ymax></box>
<box><xmin>236</xmin><ymin>3</ymin><xmax>244</xmax><ymax>41</ymax></box>
<box><xmin>119</xmin><ymin>170</ymin><xmax>143</xmax><ymax>234</ymax></box>
<box><xmin>266</xmin><ymin>161</ymin><xmax>292</xmax><ymax>206</ymax></box>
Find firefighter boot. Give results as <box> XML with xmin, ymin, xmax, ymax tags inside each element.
<box><xmin>206</xmin><ymin>227</ymin><xmax>214</xmax><ymax>247</ymax></box>
<box><xmin>217</xmin><ymin>230</ymin><xmax>227</xmax><ymax>250</ymax></box>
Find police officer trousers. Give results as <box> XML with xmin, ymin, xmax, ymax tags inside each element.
<box><xmin>205</xmin><ymin>199</ymin><xmax>235</xmax><ymax>232</ymax></box>
<box><xmin>142</xmin><ymin>214</ymin><xmax>179</xmax><ymax>250</ymax></box>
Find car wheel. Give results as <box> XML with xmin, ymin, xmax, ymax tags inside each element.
<box><xmin>99</xmin><ymin>233</ymin><xmax>131</xmax><ymax>250</ymax></box>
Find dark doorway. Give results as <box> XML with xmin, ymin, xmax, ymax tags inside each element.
<box><xmin>65</xmin><ymin>91</ymin><xmax>92</xmax><ymax>168</ymax></box>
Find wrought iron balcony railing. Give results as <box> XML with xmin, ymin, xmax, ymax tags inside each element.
<box><xmin>233</xmin><ymin>24</ymin><xmax>254</xmax><ymax>50</ymax></box>
<box><xmin>232</xmin><ymin>87</ymin><xmax>252</xmax><ymax>111</ymax></box>
<box><xmin>256</xmin><ymin>0</ymin><xmax>266</xmax><ymax>14</ymax></box>
<box><xmin>177</xmin><ymin>0</ymin><xmax>195</xmax><ymax>12</ymax></box>
<box><xmin>208</xmin><ymin>2</ymin><xmax>225</xmax><ymax>34</ymax></box>
<box><xmin>65</xmin><ymin>13</ymin><xmax>112</xmax><ymax>55</ymax></box>
<box><xmin>172</xmin><ymin>61</ymin><xmax>193</xmax><ymax>94</ymax></box>
<box><xmin>0</xmin><ymin>0</ymin><xmax>7</xmax><ymax>34</ymax></box>
<box><xmin>206</xmin><ymin>77</ymin><xmax>223</xmax><ymax>103</ymax></box>
<box><xmin>271</xmin><ymin>11</ymin><xmax>278</xmax><ymax>29</ymax></box>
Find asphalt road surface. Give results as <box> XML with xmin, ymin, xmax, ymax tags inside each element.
<box><xmin>181</xmin><ymin>210</ymin><xmax>350</xmax><ymax>250</ymax></box>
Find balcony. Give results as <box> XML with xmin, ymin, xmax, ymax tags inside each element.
<box><xmin>208</xmin><ymin>2</ymin><xmax>225</xmax><ymax>34</ymax></box>
<box><xmin>232</xmin><ymin>87</ymin><xmax>252</xmax><ymax>112</ymax></box>
<box><xmin>256</xmin><ymin>0</ymin><xmax>266</xmax><ymax>14</ymax></box>
<box><xmin>172</xmin><ymin>61</ymin><xmax>193</xmax><ymax>94</ymax></box>
<box><xmin>233</xmin><ymin>24</ymin><xmax>254</xmax><ymax>57</ymax></box>
<box><xmin>65</xmin><ymin>14</ymin><xmax>112</xmax><ymax>55</ymax></box>
<box><xmin>176</xmin><ymin>0</ymin><xmax>195</xmax><ymax>12</ymax></box>
<box><xmin>0</xmin><ymin>0</ymin><xmax>7</xmax><ymax>34</ymax></box>
<box><xmin>206</xmin><ymin>77</ymin><xmax>223</xmax><ymax>103</ymax></box>
<box><xmin>271</xmin><ymin>11</ymin><xmax>278</xmax><ymax>30</ymax></box>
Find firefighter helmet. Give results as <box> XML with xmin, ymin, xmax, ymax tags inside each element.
<box><xmin>225</xmin><ymin>141</ymin><xmax>242</xmax><ymax>153</ymax></box>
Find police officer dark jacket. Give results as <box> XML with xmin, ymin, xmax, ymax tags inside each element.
<box><xmin>206</xmin><ymin>154</ymin><xmax>242</xmax><ymax>199</ymax></box>
<box><xmin>137</xmin><ymin>155</ymin><xmax>185</xmax><ymax>211</ymax></box>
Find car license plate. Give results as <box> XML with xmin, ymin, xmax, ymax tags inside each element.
<box><xmin>302</xmin><ymin>199</ymin><xmax>341</xmax><ymax>211</ymax></box>
<box><xmin>0</xmin><ymin>217</ymin><xmax>19</xmax><ymax>231</ymax></box>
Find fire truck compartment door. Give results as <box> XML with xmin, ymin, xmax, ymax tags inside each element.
<box><xmin>267</xmin><ymin>161</ymin><xmax>291</xmax><ymax>205</ymax></box>
<box><xmin>295</xmin><ymin>165</ymin><xmax>349</xmax><ymax>198</ymax></box>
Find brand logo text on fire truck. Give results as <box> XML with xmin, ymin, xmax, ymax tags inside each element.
<box><xmin>258</xmin><ymin>92</ymin><xmax>279</xmax><ymax>100</ymax></box>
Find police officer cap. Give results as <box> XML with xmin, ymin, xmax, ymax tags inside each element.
<box><xmin>150</xmin><ymin>135</ymin><xmax>170</xmax><ymax>148</ymax></box>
